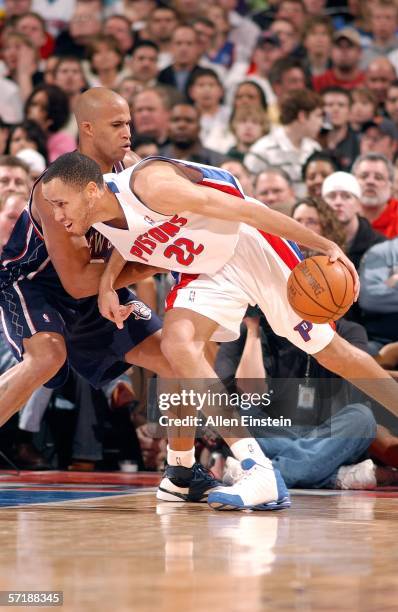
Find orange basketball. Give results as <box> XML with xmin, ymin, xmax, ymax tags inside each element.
<box><xmin>287</xmin><ymin>255</ymin><xmax>355</xmax><ymax>324</ymax></box>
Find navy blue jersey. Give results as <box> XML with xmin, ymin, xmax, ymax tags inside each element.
<box><xmin>0</xmin><ymin>161</ymin><xmax>162</xmax><ymax>389</ymax></box>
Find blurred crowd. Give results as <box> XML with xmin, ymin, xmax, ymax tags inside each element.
<box><xmin>0</xmin><ymin>0</ymin><xmax>398</xmax><ymax>490</ymax></box>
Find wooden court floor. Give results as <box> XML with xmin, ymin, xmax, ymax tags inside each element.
<box><xmin>0</xmin><ymin>475</ymin><xmax>397</xmax><ymax>612</ymax></box>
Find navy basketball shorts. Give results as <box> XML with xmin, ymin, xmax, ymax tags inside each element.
<box><xmin>0</xmin><ymin>280</ymin><xmax>162</xmax><ymax>388</ymax></box>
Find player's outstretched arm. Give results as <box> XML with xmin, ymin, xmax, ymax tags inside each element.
<box><xmin>98</xmin><ymin>248</ymin><xmax>131</xmax><ymax>329</ymax></box>
<box><xmin>133</xmin><ymin>162</ymin><xmax>359</xmax><ymax>299</ymax></box>
<box><xmin>36</xmin><ymin>185</ymin><xmax>159</xmax><ymax>298</ymax></box>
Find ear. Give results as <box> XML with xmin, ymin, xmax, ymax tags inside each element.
<box><xmin>297</xmin><ymin>110</ymin><xmax>306</xmax><ymax>124</ymax></box>
<box><xmin>80</xmin><ymin>121</ymin><xmax>93</xmax><ymax>137</ymax></box>
<box><xmin>84</xmin><ymin>181</ymin><xmax>99</xmax><ymax>199</ymax></box>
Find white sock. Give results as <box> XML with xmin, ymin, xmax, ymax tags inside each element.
<box><xmin>230</xmin><ymin>439</ymin><xmax>269</xmax><ymax>466</ymax></box>
<box><xmin>167</xmin><ymin>446</ymin><xmax>195</xmax><ymax>468</ymax></box>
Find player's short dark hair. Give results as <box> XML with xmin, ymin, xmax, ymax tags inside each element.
<box><xmin>42</xmin><ymin>152</ymin><xmax>104</xmax><ymax>190</ymax></box>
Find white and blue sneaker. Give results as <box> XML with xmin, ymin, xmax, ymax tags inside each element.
<box><xmin>207</xmin><ymin>458</ymin><xmax>291</xmax><ymax>511</ymax></box>
<box><xmin>157</xmin><ymin>463</ymin><xmax>222</xmax><ymax>502</ymax></box>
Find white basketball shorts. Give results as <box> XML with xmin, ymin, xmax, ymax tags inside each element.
<box><xmin>165</xmin><ymin>224</ymin><xmax>335</xmax><ymax>354</ymax></box>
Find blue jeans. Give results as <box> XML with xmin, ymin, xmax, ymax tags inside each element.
<box><xmin>255</xmin><ymin>404</ymin><xmax>377</xmax><ymax>489</ymax></box>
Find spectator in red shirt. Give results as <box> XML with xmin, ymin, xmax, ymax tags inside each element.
<box><xmin>313</xmin><ymin>28</ymin><xmax>365</xmax><ymax>92</ymax></box>
<box><xmin>15</xmin><ymin>12</ymin><xmax>54</xmax><ymax>61</ymax></box>
<box><xmin>353</xmin><ymin>152</ymin><xmax>398</xmax><ymax>238</ymax></box>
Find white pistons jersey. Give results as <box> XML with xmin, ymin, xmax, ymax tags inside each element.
<box><xmin>93</xmin><ymin>157</ymin><xmax>245</xmax><ymax>275</ymax></box>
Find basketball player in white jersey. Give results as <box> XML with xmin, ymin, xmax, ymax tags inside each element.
<box><xmin>41</xmin><ymin>152</ymin><xmax>398</xmax><ymax>511</ymax></box>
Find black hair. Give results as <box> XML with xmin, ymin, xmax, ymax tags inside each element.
<box><xmin>302</xmin><ymin>151</ymin><xmax>340</xmax><ymax>180</ymax></box>
<box><xmin>24</xmin><ymin>84</ymin><xmax>70</xmax><ymax>133</ymax></box>
<box><xmin>234</xmin><ymin>80</ymin><xmax>268</xmax><ymax>111</ymax></box>
<box><xmin>42</xmin><ymin>152</ymin><xmax>103</xmax><ymax>189</ymax></box>
<box><xmin>132</xmin><ymin>40</ymin><xmax>160</xmax><ymax>54</ymax></box>
<box><xmin>7</xmin><ymin>120</ymin><xmax>48</xmax><ymax>163</ymax></box>
<box><xmin>187</xmin><ymin>67</ymin><xmax>223</xmax><ymax>90</ymax></box>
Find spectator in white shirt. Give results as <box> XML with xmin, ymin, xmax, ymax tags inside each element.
<box><xmin>244</xmin><ymin>89</ymin><xmax>322</xmax><ymax>195</ymax></box>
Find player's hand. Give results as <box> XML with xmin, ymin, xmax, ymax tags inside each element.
<box><xmin>98</xmin><ymin>288</ymin><xmax>133</xmax><ymax>329</ymax></box>
<box><xmin>324</xmin><ymin>243</ymin><xmax>360</xmax><ymax>301</ymax></box>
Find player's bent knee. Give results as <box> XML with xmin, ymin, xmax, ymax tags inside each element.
<box><xmin>24</xmin><ymin>333</ymin><xmax>67</xmax><ymax>378</ymax></box>
<box><xmin>160</xmin><ymin>336</ymin><xmax>199</xmax><ymax>366</ymax></box>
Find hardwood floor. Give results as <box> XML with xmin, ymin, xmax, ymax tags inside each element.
<box><xmin>0</xmin><ymin>483</ymin><xmax>397</xmax><ymax>611</ymax></box>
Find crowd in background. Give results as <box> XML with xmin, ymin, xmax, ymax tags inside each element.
<box><xmin>0</xmin><ymin>0</ymin><xmax>398</xmax><ymax>489</ymax></box>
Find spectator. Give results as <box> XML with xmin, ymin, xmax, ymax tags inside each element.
<box><xmin>313</xmin><ymin>28</ymin><xmax>365</xmax><ymax>92</ymax></box>
<box><xmin>0</xmin><ymin>191</ymin><xmax>27</xmax><ymax>249</ymax></box>
<box><xmin>157</xmin><ymin>25</ymin><xmax>202</xmax><ymax>96</ymax></box>
<box><xmin>4</xmin><ymin>0</ymin><xmax>32</xmax><ymax>20</ymax></box>
<box><xmin>0</xmin><ymin>155</ymin><xmax>31</xmax><ymax>197</ymax></box>
<box><xmin>268</xmin><ymin>57</ymin><xmax>308</xmax><ymax>100</ymax></box>
<box><xmin>220</xmin><ymin>159</ymin><xmax>254</xmax><ymax>197</ymax></box>
<box><xmin>276</xmin><ymin>0</ymin><xmax>307</xmax><ymax>35</ymax></box>
<box><xmin>0</xmin><ymin>78</ymin><xmax>24</xmax><ymax>124</ymax></box>
<box><xmin>216</xmin><ymin>314</ymin><xmax>394</xmax><ymax>491</ymax></box>
<box><xmin>16</xmin><ymin>148</ymin><xmax>46</xmax><ymax>180</ymax></box>
<box><xmin>303</xmin><ymin>16</ymin><xmax>333</xmax><ymax>76</ymax></box>
<box><xmin>7</xmin><ymin>119</ymin><xmax>48</xmax><ymax>163</ymax></box>
<box><xmin>126</xmin><ymin>41</ymin><xmax>159</xmax><ymax>88</ymax></box>
<box><xmin>54</xmin><ymin>3</ymin><xmax>102</xmax><ymax>59</ymax></box>
<box><xmin>270</xmin><ymin>18</ymin><xmax>303</xmax><ymax>58</ymax></box>
<box><xmin>226</xmin><ymin>106</ymin><xmax>269</xmax><ymax>163</ymax></box>
<box><xmin>205</xmin><ymin>80</ymin><xmax>268</xmax><ymax>154</ymax></box>
<box><xmin>15</xmin><ymin>11</ymin><xmax>54</xmax><ymax>62</ymax></box>
<box><xmin>350</xmin><ymin>88</ymin><xmax>378</xmax><ymax>132</ymax></box>
<box><xmin>322</xmin><ymin>171</ymin><xmax>386</xmax><ymax>270</ymax></box>
<box><xmin>30</xmin><ymin>0</ymin><xmax>75</xmax><ymax>37</ymax></box>
<box><xmin>386</xmin><ymin>80</ymin><xmax>398</xmax><ymax>127</ymax></box>
<box><xmin>302</xmin><ymin>151</ymin><xmax>339</xmax><ymax>197</ymax></box>
<box><xmin>53</xmin><ymin>57</ymin><xmax>86</xmax><ymax>139</ymax></box>
<box><xmin>254</xmin><ymin>168</ymin><xmax>296</xmax><ymax>216</ymax></box>
<box><xmin>104</xmin><ymin>15</ymin><xmax>135</xmax><ymax>57</ymax></box>
<box><xmin>117</xmin><ymin>77</ymin><xmax>144</xmax><ymax>108</ymax></box>
<box><xmin>244</xmin><ymin>89</ymin><xmax>322</xmax><ymax>195</ymax></box>
<box><xmin>302</xmin><ymin>0</ymin><xmax>326</xmax><ymax>16</ymax></box>
<box><xmin>364</xmin><ymin>57</ymin><xmax>397</xmax><ymax>112</ymax></box>
<box><xmin>2</xmin><ymin>30</ymin><xmax>42</xmax><ymax>101</ymax></box>
<box><xmin>206</xmin><ymin>5</ymin><xmax>235</xmax><ymax>69</ymax></box>
<box><xmin>187</xmin><ymin>68</ymin><xmax>229</xmax><ymax>146</ymax></box>
<box><xmin>217</xmin><ymin>0</ymin><xmax>260</xmax><ymax>64</ymax></box>
<box><xmin>353</xmin><ymin>152</ymin><xmax>398</xmax><ymax>238</ymax></box>
<box><xmin>24</xmin><ymin>83</ymin><xmax>76</xmax><ymax>162</ymax></box>
<box><xmin>322</xmin><ymin>86</ymin><xmax>359</xmax><ymax>170</ymax></box>
<box><xmin>248</xmin><ymin>31</ymin><xmax>283</xmax><ymax>111</ymax></box>
<box><xmin>86</xmin><ymin>34</ymin><xmax>125</xmax><ymax>89</ymax></box>
<box><xmin>132</xmin><ymin>87</ymin><xmax>171</xmax><ymax>146</ymax></box>
<box><xmin>0</xmin><ymin>121</ymin><xmax>10</xmax><ymax>157</ymax></box>
<box><xmin>359</xmin><ymin>118</ymin><xmax>398</xmax><ymax>162</ymax></box>
<box><xmin>146</xmin><ymin>5</ymin><xmax>179</xmax><ymax>70</ymax></box>
<box><xmin>132</xmin><ymin>134</ymin><xmax>159</xmax><ymax>158</ymax></box>
<box><xmin>291</xmin><ymin>195</ymin><xmax>346</xmax><ymax>255</ymax></box>
<box><xmin>171</xmin><ymin>0</ymin><xmax>202</xmax><ymax>22</ymax></box>
<box><xmin>359</xmin><ymin>238</ymin><xmax>398</xmax><ymax>353</ymax></box>
<box><xmin>362</xmin><ymin>0</ymin><xmax>398</xmax><ymax>67</ymax></box>
<box><xmin>159</xmin><ymin>103</ymin><xmax>225</xmax><ymax>167</ymax></box>
<box><xmin>107</xmin><ymin>0</ymin><xmax>155</xmax><ymax>30</ymax></box>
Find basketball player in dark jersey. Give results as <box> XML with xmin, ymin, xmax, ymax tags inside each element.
<box><xmin>0</xmin><ymin>88</ymin><xmax>221</xmax><ymax>503</ymax></box>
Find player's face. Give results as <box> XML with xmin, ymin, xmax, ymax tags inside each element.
<box><xmin>90</xmin><ymin>102</ymin><xmax>131</xmax><ymax>163</ymax></box>
<box><xmin>42</xmin><ymin>179</ymin><xmax>94</xmax><ymax>236</ymax></box>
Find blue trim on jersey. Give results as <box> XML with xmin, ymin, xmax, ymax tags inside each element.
<box><xmin>287</xmin><ymin>240</ymin><xmax>304</xmax><ymax>261</ymax></box>
<box><xmin>107</xmin><ymin>181</ymin><xmax>120</xmax><ymax>194</ymax></box>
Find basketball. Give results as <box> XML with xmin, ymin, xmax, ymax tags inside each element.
<box><xmin>287</xmin><ymin>255</ymin><xmax>355</xmax><ymax>323</ymax></box>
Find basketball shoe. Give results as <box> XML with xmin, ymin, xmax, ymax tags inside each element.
<box><xmin>207</xmin><ymin>457</ymin><xmax>291</xmax><ymax>511</ymax></box>
<box><xmin>156</xmin><ymin>462</ymin><xmax>222</xmax><ymax>502</ymax></box>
